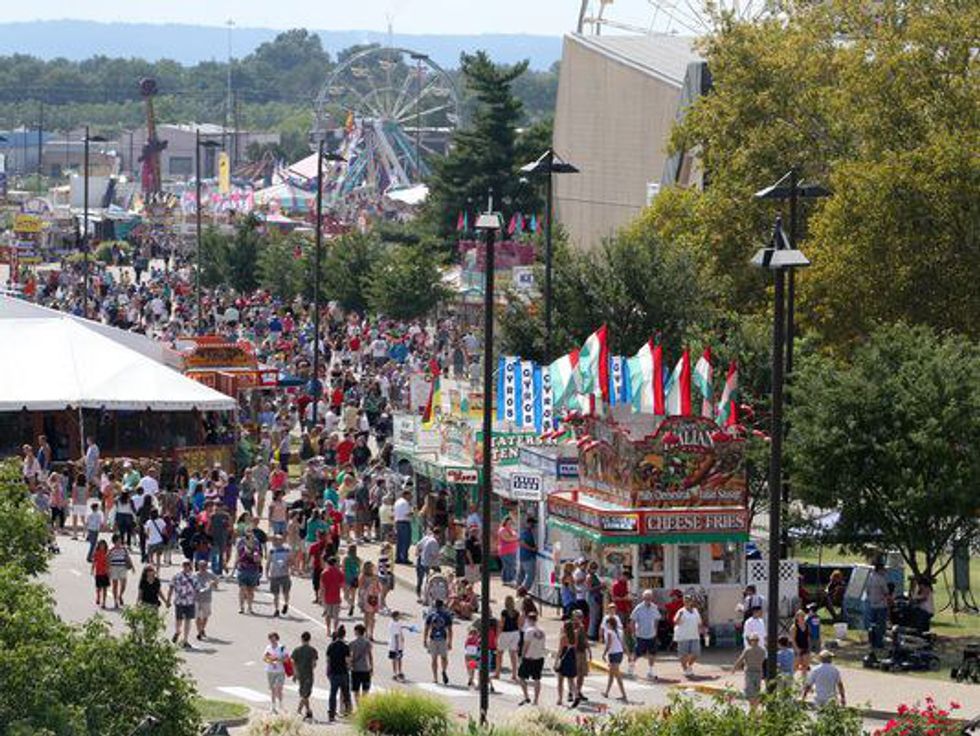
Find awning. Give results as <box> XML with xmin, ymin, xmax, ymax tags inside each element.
<box><xmin>547</xmin><ymin>517</ymin><xmax>749</xmax><ymax>546</ymax></box>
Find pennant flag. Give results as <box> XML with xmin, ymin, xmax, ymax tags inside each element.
<box><xmin>456</xmin><ymin>212</ymin><xmax>465</xmax><ymax>232</ymax></box>
<box><xmin>514</xmin><ymin>212</ymin><xmax>524</xmax><ymax>236</ymax></box>
<box><xmin>463</xmin><ymin>211</ymin><xmax>469</xmax><ymax>232</ymax></box>
<box><xmin>693</xmin><ymin>347</ymin><xmax>714</xmax><ymax>418</ymax></box>
<box><xmin>422</xmin><ymin>363</ymin><xmax>442</xmax><ymax>427</ymax></box>
<box><xmin>716</xmin><ymin>360</ymin><xmax>739</xmax><ymax>427</ymax></box>
<box><xmin>665</xmin><ymin>349</ymin><xmax>692</xmax><ymax>416</ymax></box>
<box><xmin>345</xmin><ymin>111</ymin><xmax>355</xmax><ymax>134</ymax></box>
<box><xmin>519</xmin><ymin>360</ymin><xmax>536</xmax><ymax>427</ymax></box>
<box><xmin>507</xmin><ymin>213</ymin><xmax>518</xmax><ymax>236</ymax></box>
<box><xmin>608</xmin><ymin>355</ymin><xmax>629</xmax><ymax>406</ymax></box>
<box><xmin>549</xmin><ymin>350</ymin><xmax>580</xmax><ymax>409</ymax></box>
<box><xmin>529</xmin><ymin>213</ymin><xmax>538</xmax><ymax>233</ymax></box>
<box><xmin>653</xmin><ymin>343</ymin><xmax>665</xmax><ymax>415</ymax></box>
<box><xmin>577</xmin><ymin>325</ymin><xmax>610</xmax><ymax>401</ymax></box>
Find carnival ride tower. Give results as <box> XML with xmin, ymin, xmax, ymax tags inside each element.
<box><xmin>138</xmin><ymin>77</ymin><xmax>168</xmax><ymax>196</ymax></box>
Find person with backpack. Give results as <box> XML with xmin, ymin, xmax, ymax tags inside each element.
<box><xmin>423</xmin><ymin>599</ymin><xmax>454</xmax><ymax>685</ymax></box>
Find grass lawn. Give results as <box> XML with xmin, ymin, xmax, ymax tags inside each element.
<box><xmin>793</xmin><ymin>544</ymin><xmax>980</xmax><ymax>680</ymax></box>
<box><xmin>193</xmin><ymin>697</ymin><xmax>250</xmax><ymax>723</ymax></box>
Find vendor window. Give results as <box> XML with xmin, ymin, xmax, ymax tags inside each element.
<box><xmin>710</xmin><ymin>542</ymin><xmax>743</xmax><ymax>585</ymax></box>
<box><xmin>678</xmin><ymin>544</ymin><xmax>701</xmax><ymax>585</ymax></box>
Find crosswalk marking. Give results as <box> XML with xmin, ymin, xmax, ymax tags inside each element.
<box><xmin>286</xmin><ymin>684</ymin><xmax>387</xmax><ymax>699</ymax></box>
<box><xmin>413</xmin><ymin>682</ymin><xmax>475</xmax><ymax>697</ymax></box>
<box><xmin>216</xmin><ymin>686</ymin><xmax>268</xmax><ymax>703</ymax></box>
<box><xmin>489</xmin><ymin>679</ymin><xmax>525</xmax><ymax>696</ymax></box>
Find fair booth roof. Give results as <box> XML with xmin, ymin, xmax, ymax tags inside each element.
<box><xmin>0</xmin><ymin>297</ymin><xmax>236</xmax><ymax>412</ymax></box>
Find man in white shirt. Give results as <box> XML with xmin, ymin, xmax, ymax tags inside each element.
<box><xmin>630</xmin><ymin>589</ymin><xmax>662</xmax><ymax>680</ymax></box>
<box><xmin>743</xmin><ymin>606</ymin><xmax>767</xmax><ymax>649</ymax></box>
<box><xmin>323</xmin><ymin>408</ymin><xmax>340</xmax><ymax>435</ymax></box>
<box><xmin>673</xmin><ymin>595</ymin><xmax>703</xmax><ymax>677</ymax></box>
<box><xmin>802</xmin><ymin>650</ymin><xmax>846</xmax><ymax>707</ymax></box>
<box><xmin>393</xmin><ymin>490</ymin><xmax>413</xmax><ymax>564</ymax></box>
<box><xmin>138</xmin><ymin>470</ymin><xmax>159</xmax><ymax>498</ymax></box>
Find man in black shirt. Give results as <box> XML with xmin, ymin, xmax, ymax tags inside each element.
<box><xmin>326</xmin><ymin>625</ymin><xmax>351</xmax><ymax>722</ymax></box>
<box><xmin>291</xmin><ymin>630</ymin><xmax>318</xmax><ymax>722</ymax></box>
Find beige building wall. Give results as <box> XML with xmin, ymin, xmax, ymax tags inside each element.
<box><xmin>552</xmin><ymin>35</ymin><xmax>688</xmax><ymax>250</ymax></box>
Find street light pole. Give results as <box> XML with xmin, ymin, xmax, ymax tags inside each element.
<box><xmin>195</xmin><ymin>128</ymin><xmax>203</xmax><ymax>334</ymax></box>
<box><xmin>520</xmin><ymin>149</ymin><xmax>578</xmax><ymax>361</ymax></box>
<box><xmin>312</xmin><ymin>138</ymin><xmax>325</xmax><ymax>427</ymax></box>
<box><xmin>83</xmin><ymin>125</ymin><xmax>90</xmax><ymax>319</ymax></box>
<box><xmin>475</xmin><ymin>198</ymin><xmax>502</xmax><ymax>726</ymax></box>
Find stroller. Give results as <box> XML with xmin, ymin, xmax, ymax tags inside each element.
<box><xmin>871</xmin><ymin>625</ymin><xmax>941</xmax><ymax>673</ymax></box>
<box><xmin>421</xmin><ymin>567</ymin><xmax>451</xmax><ymax>617</ymax></box>
<box><xmin>951</xmin><ymin>644</ymin><xmax>980</xmax><ymax>684</ymax></box>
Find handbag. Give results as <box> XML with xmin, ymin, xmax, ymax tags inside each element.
<box><xmin>282</xmin><ymin>647</ymin><xmax>294</xmax><ymax>678</ymax></box>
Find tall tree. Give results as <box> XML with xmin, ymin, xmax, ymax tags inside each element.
<box><xmin>425</xmin><ymin>51</ymin><xmax>536</xmax><ymax>240</ymax></box>
<box><xmin>787</xmin><ymin>324</ymin><xmax>980</xmax><ymax>582</ymax></box>
<box><xmin>367</xmin><ymin>241</ymin><xmax>448</xmax><ymax>320</ymax></box>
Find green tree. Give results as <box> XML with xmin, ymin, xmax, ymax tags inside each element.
<box><xmin>225</xmin><ymin>214</ymin><xmax>262</xmax><ymax>293</ymax></box>
<box><xmin>646</xmin><ymin>0</ymin><xmax>980</xmax><ymax>344</ymax></box>
<box><xmin>258</xmin><ymin>231</ymin><xmax>307</xmax><ymax>300</ymax></box>
<box><xmin>787</xmin><ymin>323</ymin><xmax>980</xmax><ymax>582</ymax></box>
<box><xmin>367</xmin><ymin>242</ymin><xmax>448</xmax><ymax>320</ymax></box>
<box><xmin>311</xmin><ymin>231</ymin><xmax>381</xmax><ymax>313</ymax></box>
<box><xmin>425</xmin><ymin>52</ymin><xmax>535</xmax><ymax>240</ymax></box>
<box><xmin>0</xmin><ymin>462</ymin><xmax>51</xmax><ymax>575</ymax></box>
<box><xmin>198</xmin><ymin>227</ymin><xmax>230</xmax><ymax>289</ymax></box>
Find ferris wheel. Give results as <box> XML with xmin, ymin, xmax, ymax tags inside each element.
<box><xmin>312</xmin><ymin>46</ymin><xmax>461</xmax><ymax>199</ymax></box>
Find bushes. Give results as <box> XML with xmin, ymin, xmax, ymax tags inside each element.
<box><xmin>353</xmin><ymin>690</ymin><xmax>451</xmax><ymax>736</ymax></box>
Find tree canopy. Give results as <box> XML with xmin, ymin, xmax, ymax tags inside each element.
<box><xmin>645</xmin><ymin>0</ymin><xmax>980</xmax><ymax>346</ymax></box>
<box><xmin>787</xmin><ymin>323</ymin><xmax>980</xmax><ymax>581</ymax></box>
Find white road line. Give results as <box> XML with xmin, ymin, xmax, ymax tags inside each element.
<box><xmin>216</xmin><ymin>686</ymin><xmax>269</xmax><ymax>703</ymax></box>
<box><xmin>413</xmin><ymin>682</ymin><xmax>475</xmax><ymax>697</ymax></box>
<box><xmin>489</xmin><ymin>679</ymin><xmax>525</xmax><ymax>696</ymax></box>
<box><xmin>286</xmin><ymin>684</ymin><xmax>387</xmax><ymax>699</ymax></box>
<box><xmin>70</xmin><ymin>569</ymin><xmax>82</xmax><ymax>576</ymax></box>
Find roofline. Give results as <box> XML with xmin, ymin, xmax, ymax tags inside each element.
<box><xmin>565</xmin><ymin>32</ymin><xmax>695</xmax><ymax>88</ymax></box>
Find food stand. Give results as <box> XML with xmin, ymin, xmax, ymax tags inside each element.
<box><xmin>546</xmin><ymin>414</ymin><xmax>749</xmax><ymax>635</ymax></box>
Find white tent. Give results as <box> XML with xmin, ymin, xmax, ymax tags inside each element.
<box><xmin>0</xmin><ymin>298</ymin><xmax>237</xmax><ymax>412</ymax></box>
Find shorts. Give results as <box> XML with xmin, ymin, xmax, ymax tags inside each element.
<box><xmin>388</xmin><ymin>649</ymin><xmax>403</xmax><ymax>660</ymax></box>
<box><xmin>271</xmin><ymin>521</ymin><xmax>287</xmax><ymax>536</ymax></box>
<box><xmin>109</xmin><ymin>567</ymin><xmax>129</xmax><ymax>582</ymax></box>
<box><xmin>635</xmin><ymin>637</ymin><xmax>657</xmax><ymax>657</ymax></box>
<box><xmin>576</xmin><ymin>651</ymin><xmax>589</xmax><ymax>678</ymax></box>
<box><xmin>95</xmin><ymin>574</ymin><xmax>110</xmax><ymax>589</ymax></box>
<box><xmin>196</xmin><ymin>600</ymin><xmax>212</xmax><ymax>619</ymax></box>
<box><xmin>323</xmin><ymin>603</ymin><xmax>340</xmax><ymax>620</ymax></box>
<box><xmin>73</xmin><ymin>504</ymin><xmax>88</xmax><ymax>517</ymax></box>
<box><xmin>608</xmin><ymin>652</ymin><xmax>624</xmax><ymax>666</ymax></box>
<box><xmin>676</xmin><ymin>639</ymin><xmax>701</xmax><ymax>657</ymax></box>
<box><xmin>148</xmin><ymin>543</ymin><xmax>166</xmax><ymax>557</ymax></box>
<box><xmin>518</xmin><ymin>658</ymin><xmax>544</xmax><ymax>681</ymax></box>
<box><xmin>175</xmin><ymin>603</ymin><xmax>196</xmax><ymax>621</ymax></box>
<box><xmin>498</xmin><ymin>630</ymin><xmax>521</xmax><ymax>653</ymax></box>
<box><xmin>745</xmin><ymin>670</ymin><xmax>763</xmax><ymax>699</ymax></box>
<box><xmin>351</xmin><ymin>671</ymin><xmax>372</xmax><ymax>693</ymax></box>
<box><xmin>267</xmin><ymin>671</ymin><xmax>285</xmax><ymax>690</ymax></box>
<box><xmin>270</xmin><ymin>576</ymin><xmax>292</xmax><ymax>596</ymax></box>
<box><xmin>297</xmin><ymin>677</ymin><xmax>314</xmax><ymax>698</ymax></box>
<box><xmin>427</xmin><ymin>639</ymin><xmax>449</xmax><ymax>658</ymax></box>
<box><xmin>237</xmin><ymin>570</ymin><xmax>260</xmax><ymax>588</ymax></box>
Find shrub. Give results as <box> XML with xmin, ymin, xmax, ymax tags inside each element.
<box><xmin>353</xmin><ymin>690</ymin><xmax>451</xmax><ymax>736</ymax></box>
<box><xmin>873</xmin><ymin>698</ymin><xmax>963</xmax><ymax>736</ymax></box>
<box><xmin>244</xmin><ymin>713</ymin><xmax>310</xmax><ymax>736</ymax></box>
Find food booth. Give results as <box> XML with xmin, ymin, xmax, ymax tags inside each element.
<box><xmin>546</xmin><ymin>413</ymin><xmax>749</xmax><ymax>637</ymax></box>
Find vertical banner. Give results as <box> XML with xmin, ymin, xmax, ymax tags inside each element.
<box><xmin>218</xmin><ymin>151</ymin><xmax>231</xmax><ymax>194</ymax></box>
<box><xmin>502</xmin><ymin>356</ymin><xmax>519</xmax><ymax>425</ymax></box>
<box><xmin>520</xmin><ymin>360</ymin><xmax>536</xmax><ymax>428</ymax></box>
<box><xmin>535</xmin><ymin>366</ymin><xmax>555</xmax><ymax>433</ymax></box>
<box><xmin>609</xmin><ymin>356</ymin><xmax>626</xmax><ymax>406</ymax></box>
<box><xmin>496</xmin><ymin>356</ymin><xmax>507</xmax><ymax>422</ymax></box>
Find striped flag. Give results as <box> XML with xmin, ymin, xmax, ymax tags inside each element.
<box><xmin>693</xmin><ymin>347</ymin><xmax>714</xmax><ymax>418</ymax></box>
<box><xmin>627</xmin><ymin>340</ymin><xmax>666</xmax><ymax>414</ymax></box>
<box><xmin>665</xmin><ymin>349</ymin><xmax>692</xmax><ymax>416</ymax></box>
<box><xmin>716</xmin><ymin>361</ymin><xmax>739</xmax><ymax>427</ymax></box>
<box><xmin>577</xmin><ymin>325</ymin><xmax>609</xmax><ymax>401</ymax></box>
<box><xmin>549</xmin><ymin>350</ymin><xmax>580</xmax><ymax>409</ymax></box>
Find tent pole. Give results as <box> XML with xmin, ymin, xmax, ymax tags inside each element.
<box><xmin>77</xmin><ymin>407</ymin><xmax>85</xmax><ymax>457</ymax></box>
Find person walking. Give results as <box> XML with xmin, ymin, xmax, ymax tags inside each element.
<box><xmin>423</xmin><ymin>599</ymin><xmax>453</xmax><ymax>685</ymax></box>
<box><xmin>630</xmin><ymin>589</ymin><xmax>662</xmax><ymax>680</ymax></box>
<box><xmin>114</xmin><ymin>490</ymin><xmax>136</xmax><ymax>548</ymax></box>
<box><xmin>357</xmin><ymin>561</ymin><xmax>382</xmax><ymax>641</ymax></box>
<box><xmin>393</xmin><ymin>489</ymin><xmax>413</xmax><ymax>564</ymax></box>
<box><xmin>349</xmin><ymin>623</ymin><xmax>374</xmax><ymax>705</ymax></box>
<box><xmin>674</xmin><ymin>594</ymin><xmax>703</xmax><ymax>678</ymax></box>
<box><xmin>91</xmin><ymin>539</ymin><xmax>110</xmax><ymax>609</ymax></box>
<box><xmin>601</xmin><ymin>614</ymin><xmax>628</xmax><ymax>702</ymax></box>
<box><xmin>387</xmin><ymin>610</ymin><xmax>407</xmax><ymax>681</ymax></box>
<box><xmin>497</xmin><ymin>516</ymin><xmax>519</xmax><ymax>586</ymax></box>
<box><xmin>84</xmin><ymin>501</ymin><xmax>104</xmax><ymax>563</ymax></box>
<box><xmin>517</xmin><ymin>517</ymin><xmax>537</xmax><ymax>591</ymax></box>
<box><xmin>497</xmin><ymin>595</ymin><xmax>521</xmax><ymax>680</ymax></box>
<box><xmin>517</xmin><ymin>611</ymin><xmax>546</xmax><ymax>706</ymax></box>
<box><xmin>733</xmin><ymin>632</ymin><xmax>767</xmax><ymax>713</ymax></box>
<box><xmin>167</xmin><ymin>559</ymin><xmax>198</xmax><ymax>648</ymax></box>
<box><xmin>556</xmin><ymin>621</ymin><xmax>580</xmax><ymax>708</ymax></box>
<box><xmin>571</xmin><ymin>609</ymin><xmax>591</xmax><ymax>706</ymax></box>
<box><xmin>343</xmin><ymin>544</ymin><xmax>361</xmax><ymax>618</ymax></box>
<box><xmin>236</xmin><ymin>530</ymin><xmax>263</xmax><ymax>615</ymax></box>
<box><xmin>320</xmin><ymin>556</ymin><xmax>345</xmax><ymax>636</ymax></box>
<box><xmin>415</xmin><ymin>527</ymin><xmax>441</xmax><ymax>601</ymax></box>
<box><xmin>193</xmin><ymin>559</ymin><xmax>218</xmax><ymax>641</ymax></box>
<box><xmin>291</xmin><ymin>631</ymin><xmax>319</xmax><ymax>722</ymax></box>
<box><xmin>802</xmin><ymin>650</ymin><xmax>846</xmax><ymax>707</ymax></box>
<box><xmin>266</xmin><ymin>535</ymin><xmax>293</xmax><ymax>617</ymax></box>
<box><xmin>107</xmin><ymin>533</ymin><xmax>134</xmax><ymax>608</ymax></box>
<box><xmin>326</xmin><ymin>626</ymin><xmax>352</xmax><ymax>722</ymax></box>
<box><xmin>866</xmin><ymin>561</ymin><xmax>890</xmax><ymax>651</ymax></box>
<box><xmin>263</xmin><ymin>631</ymin><xmax>288</xmax><ymax>714</ymax></box>
<box><xmin>137</xmin><ymin>565</ymin><xmax>164</xmax><ymax>607</ymax></box>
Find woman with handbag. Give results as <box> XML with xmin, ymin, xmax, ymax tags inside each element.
<box><xmin>555</xmin><ymin>621</ymin><xmax>580</xmax><ymax>707</ymax></box>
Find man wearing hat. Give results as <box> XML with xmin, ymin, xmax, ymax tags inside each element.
<box><xmin>802</xmin><ymin>650</ymin><xmax>846</xmax><ymax>707</ymax></box>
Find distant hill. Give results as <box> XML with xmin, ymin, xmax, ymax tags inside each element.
<box><xmin>0</xmin><ymin>20</ymin><xmax>562</xmax><ymax>70</ymax></box>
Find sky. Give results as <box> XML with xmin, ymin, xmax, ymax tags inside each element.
<box><xmin>3</xmin><ymin>0</ymin><xmax>667</xmax><ymax>36</ymax></box>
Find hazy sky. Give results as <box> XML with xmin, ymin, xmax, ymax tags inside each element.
<box><xmin>5</xmin><ymin>0</ymin><xmax>666</xmax><ymax>35</ymax></box>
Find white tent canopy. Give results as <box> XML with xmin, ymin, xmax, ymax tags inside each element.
<box><xmin>0</xmin><ymin>298</ymin><xmax>237</xmax><ymax>412</ymax></box>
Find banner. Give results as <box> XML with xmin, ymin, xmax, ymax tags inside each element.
<box><xmin>535</xmin><ymin>366</ymin><xmax>555</xmax><ymax>433</ymax></box>
<box><xmin>608</xmin><ymin>355</ymin><xmax>629</xmax><ymax>406</ymax></box>
<box><xmin>218</xmin><ymin>151</ymin><xmax>231</xmax><ymax>194</ymax></box>
<box><xmin>501</xmin><ymin>356</ymin><xmax>519</xmax><ymax>424</ymax></box>
<box><xmin>519</xmin><ymin>360</ymin><xmax>536</xmax><ymax>428</ymax></box>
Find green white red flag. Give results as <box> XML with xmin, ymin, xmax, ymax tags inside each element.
<box><xmin>693</xmin><ymin>347</ymin><xmax>713</xmax><ymax>418</ymax></box>
<box><xmin>549</xmin><ymin>349</ymin><xmax>580</xmax><ymax>409</ymax></box>
<box><xmin>577</xmin><ymin>325</ymin><xmax>609</xmax><ymax>402</ymax></box>
<box><xmin>665</xmin><ymin>348</ymin><xmax>691</xmax><ymax>416</ymax></box>
<box><xmin>716</xmin><ymin>360</ymin><xmax>739</xmax><ymax>427</ymax></box>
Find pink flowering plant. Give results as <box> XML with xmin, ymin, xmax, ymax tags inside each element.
<box><xmin>874</xmin><ymin>697</ymin><xmax>963</xmax><ymax>736</ymax></box>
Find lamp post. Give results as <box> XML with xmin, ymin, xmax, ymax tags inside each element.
<box><xmin>750</xmin><ymin>216</ymin><xmax>810</xmax><ymax>686</ymax></box>
<box><xmin>475</xmin><ymin>197</ymin><xmax>503</xmax><ymax>726</ymax></box>
<box><xmin>310</xmin><ymin>140</ymin><xmax>347</xmax><ymax>426</ymax></box>
<box><xmin>409</xmin><ymin>53</ymin><xmax>429</xmax><ymax>179</ymax></box>
<box><xmin>519</xmin><ymin>149</ymin><xmax>578</xmax><ymax>361</ymax></box>
<box><xmin>81</xmin><ymin>127</ymin><xmax>107</xmax><ymax>319</ymax></box>
<box><xmin>754</xmin><ymin>170</ymin><xmax>830</xmax><ymax>556</ymax></box>
<box><xmin>195</xmin><ymin>130</ymin><xmax>222</xmax><ymax>334</ymax></box>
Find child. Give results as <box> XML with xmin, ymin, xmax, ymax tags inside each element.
<box><xmin>805</xmin><ymin>604</ymin><xmax>822</xmax><ymax>653</ymax></box>
<box><xmin>733</xmin><ymin>632</ymin><xmax>766</xmax><ymax>713</ymax></box>
<box><xmin>377</xmin><ymin>542</ymin><xmax>392</xmax><ymax>613</ymax></box>
<box><xmin>91</xmin><ymin>539</ymin><xmax>110</xmax><ymax>608</ymax></box>
<box><xmin>464</xmin><ymin>624</ymin><xmax>481</xmax><ymax>688</ymax></box>
<box><xmin>387</xmin><ymin>610</ymin><xmax>406</xmax><ymax>681</ymax></box>
<box><xmin>343</xmin><ymin>544</ymin><xmax>361</xmax><ymax>617</ymax></box>
<box><xmin>776</xmin><ymin>635</ymin><xmax>796</xmax><ymax>678</ymax></box>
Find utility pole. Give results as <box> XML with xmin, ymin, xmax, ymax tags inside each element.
<box><xmin>37</xmin><ymin>101</ymin><xmax>44</xmax><ymax>191</ymax></box>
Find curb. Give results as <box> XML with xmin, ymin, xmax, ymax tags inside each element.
<box><xmin>211</xmin><ymin>716</ymin><xmax>250</xmax><ymax>728</ymax></box>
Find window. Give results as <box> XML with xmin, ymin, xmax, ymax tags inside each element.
<box><xmin>168</xmin><ymin>156</ymin><xmax>192</xmax><ymax>176</ymax></box>
<box><xmin>678</xmin><ymin>544</ymin><xmax>701</xmax><ymax>585</ymax></box>
<box><xmin>710</xmin><ymin>542</ymin><xmax>743</xmax><ymax>584</ymax></box>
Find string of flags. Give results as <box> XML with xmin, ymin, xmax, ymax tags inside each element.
<box><xmin>495</xmin><ymin>325</ymin><xmax>740</xmax><ymax>431</ymax></box>
<box><xmin>457</xmin><ymin>211</ymin><xmax>542</xmax><ymax>234</ymax></box>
